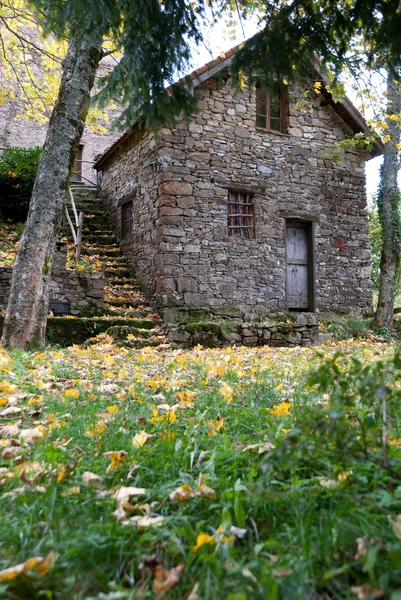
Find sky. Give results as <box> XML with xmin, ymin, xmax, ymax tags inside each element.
<box><xmin>189</xmin><ymin>14</ymin><xmax>383</xmax><ymax>202</ymax></box>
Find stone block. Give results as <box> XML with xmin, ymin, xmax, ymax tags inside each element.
<box><xmin>183</xmin><ymin>292</ymin><xmax>206</xmax><ymax>307</ymax></box>
<box><xmin>159</xmin><ymin>181</ymin><xmax>193</xmax><ymax>196</ymax></box>
<box><xmin>177</xmin><ymin>277</ymin><xmax>198</xmax><ymax>293</ymax></box>
<box><xmin>176</xmin><ymin>196</ymin><xmax>196</xmax><ymax>209</ymax></box>
<box><xmin>234</xmin><ymin>125</ymin><xmax>250</xmax><ymax>138</ymax></box>
<box><xmin>167</xmin><ymin>327</ymin><xmax>192</xmax><ymax>343</ymax></box>
<box><xmin>159</xmin><ymin>206</ymin><xmax>183</xmax><ymax>216</ymax></box>
<box><xmin>318</xmin><ymin>333</ymin><xmax>333</xmax><ymax>344</ymax></box>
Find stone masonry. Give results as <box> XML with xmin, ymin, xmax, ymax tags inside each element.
<box><xmin>0</xmin><ymin>245</ymin><xmax>105</xmax><ymax>317</ymax></box>
<box><xmin>167</xmin><ymin>313</ymin><xmax>319</xmax><ymax>349</ymax></box>
<box><xmin>96</xmin><ymin>66</ymin><xmax>376</xmax><ymax>322</ymax></box>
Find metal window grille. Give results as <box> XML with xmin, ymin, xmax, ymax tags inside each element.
<box><xmin>227</xmin><ymin>191</ymin><xmax>254</xmax><ymax>239</ymax></box>
<box><xmin>121</xmin><ymin>202</ymin><xmax>133</xmax><ymax>236</ymax></box>
<box><xmin>256</xmin><ymin>87</ymin><xmax>287</xmax><ymax>133</ymax></box>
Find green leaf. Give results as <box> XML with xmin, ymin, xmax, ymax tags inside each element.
<box><xmin>234</xmin><ymin>496</ymin><xmax>246</xmax><ymax>528</ymax></box>
<box><xmin>322</xmin><ymin>564</ymin><xmax>350</xmax><ymax>581</ymax></box>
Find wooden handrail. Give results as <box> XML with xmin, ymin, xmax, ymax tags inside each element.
<box><xmin>69</xmin><ymin>187</ymin><xmax>79</xmax><ymax>227</ymax></box>
<box><xmin>75</xmin><ymin>211</ymin><xmax>84</xmax><ymax>263</ymax></box>
<box><xmin>66</xmin><ymin>186</ymin><xmax>85</xmax><ymax>263</ymax></box>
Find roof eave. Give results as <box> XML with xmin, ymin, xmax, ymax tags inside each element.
<box><xmin>94</xmin><ymin>49</ymin><xmax>383</xmax><ymax>169</ymax></box>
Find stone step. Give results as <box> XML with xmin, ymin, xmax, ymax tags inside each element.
<box><xmin>65</xmin><ymin>185</ymin><xmax>159</xmax><ymax>328</ymax></box>
<box><xmin>106</xmin><ymin>299</ymin><xmax>144</xmax><ymax>307</ymax></box>
<box><xmin>82</xmin><ymin>241</ymin><xmax>119</xmax><ymax>250</ymax></box>
<box><xmin>83</xmin><ymin>231</ymin><xmax>115</xmax><ymax>240</ymax></box>
<box><xmin>79</xmin><ymin>207</ymin><xmax>105</xmax><ymax>216</ymax></box>
<box><xmin>100</xmin><ymin>259</ymin><xmax>128</xmax><ymax>268</ymax></box>
<box><xmin>104</xmin><ymin>268</ymin><xmax>133</xmax><ymax>278</ymax></box>
<box><xmin>105</xmin><ymin>308</ymin><xmax>158</xmax><ymax>319</ymax></box>
<box><xmin>82</xmin><ymin>247</ymin><xmax>123</xmax><ymax>257</ymax></box>
<box><xmin>74</xmin><ymin>202</ymin><xmax>103</xmax><ymax>212</ymax></box>
<box><xmin>83</xmin><ymin>210</ymin><xmax>108</xmax><ymax>218</ymax></box>
<box><xmin>106</xmin><ymin>278</ymin><xmax>140</xmax><ymax>287</ymax></box>
<box><xmin>42</xmin><ymin>316</ymin><xmax>159</xmax><ymax>346</ymax></box>
<box><xmin>103</xmin><ymin>325</ymin><xmax>166</xmax><ymax>345</ymax></box>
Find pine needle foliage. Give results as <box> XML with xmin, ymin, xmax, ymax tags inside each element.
<box><xmin>229</xmin><ymin>0</ymin><xmax>401</xmax><ymax>88</ymax></box>
<box><xmin>27</xmin><ymin>0</ymin><xmax>207</xmax><ymax>130</ymax></box>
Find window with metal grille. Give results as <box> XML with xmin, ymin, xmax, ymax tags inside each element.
<box><xmin>256</xmin><ymin>86</ymin><xmax>287</xmax><ymax>133</ymax></box>
<box><xmin>121</xmin><ymin>201</ymin><xmax>133</xmax><ymax>237</ymax></box>
<box><xmin>227</xmin><ymin>191</ymin><xmax>254</xmax><ymax>239</ymax></box>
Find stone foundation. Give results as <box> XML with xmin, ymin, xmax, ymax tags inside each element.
<box><xmin>166</xmin><ymin>313</ymin><xmax>319</xmax><ymax>348</ymax></box>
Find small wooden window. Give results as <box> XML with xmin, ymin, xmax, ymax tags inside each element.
<box><xmin>227</xmin><ymin>191</ymin><xmax>254</xmax><ymax>239</ymax></box>
<box><xmin>121</xmin><ymin>201</ymin><xmax>133</xmax><ymax>237</ymax></box>
<box><xmin>256</xmin><ymin>86</ymin><xmax>287</xmax><ymax>133</ymax></box>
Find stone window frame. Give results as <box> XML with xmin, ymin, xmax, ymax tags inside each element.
<box><xmin>256</xmin><ymin>84</ymin><xmax>287</xmax><ymax>134</ymax></box>
<box><xmin>227</xmin><ymin>190</ymin><xmax>255</xmax><ymax>239</ymax></box>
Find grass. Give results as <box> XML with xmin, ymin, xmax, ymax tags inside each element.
<box><xmin>1</xmin><ymin>339</ymin><xmax>401</xmax><ymax>599</ymax></box>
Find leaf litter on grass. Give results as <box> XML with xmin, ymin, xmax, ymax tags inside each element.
<box><xmin>0</xmin><ymin>339</ymin><xmax>400</xmax><ymax>598</ymax></box>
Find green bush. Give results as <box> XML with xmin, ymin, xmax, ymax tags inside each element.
<box><xmin>0</xmin><ymin>146</ymin><xmax>41</xmax><ymax>222</ymax></box>
<box><xmin>368</xmin><ymin>206</ymin><xmax>383</xmax><ymax>292</ymax></box>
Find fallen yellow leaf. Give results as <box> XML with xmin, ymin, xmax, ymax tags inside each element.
<box><xmin>153</xmin><ymin>563</ymin><xmax>184</xmax><ymax>595</ymax></box>
<box><xmin>0</xmin><ymin>552</ymin><xmax>57</xmax><ymax>582</ymax></box>
<box><xmin>169</xmin><ymin>483</ymin><xmax>195</xmax><ymax>502</ymax></box>
<box><xmin>112</xmin><ymin>486</ymin><xmax>147</xmax><ymax>505</ymax></box>
<box><xmin>103</xmin><ymin>450</ymin><xmax>128</xmax><ymax>472</ymax></box>
<box><xmin>219</xmin><ymin>381</ymin><xmax>233</xmax><ymax>403</ymax></box>
<box><xmin>192</xmin><ymin>533</ymin><xmax>215</xmax><ymax>552</ymax></box>
<box><xmin>133</xmin><ymin>430</ymin><xmax>155</xmax><ymax>448</ymax></box>
<box><xmin>122</xmin><ymin>515</ymin><xmax>165</xmax><ymax>527</ymax></box>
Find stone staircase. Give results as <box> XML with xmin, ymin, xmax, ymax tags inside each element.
<box><xmin>61</xmin><ymin>184</ymin><xmax>166</xmax><ymax>348</ymax></box>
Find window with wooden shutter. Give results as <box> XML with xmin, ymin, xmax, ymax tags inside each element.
<box><xmin>256</xmin><ymin>86</ymin><xmax>287</xmax><ymax>133</ymax></box>
<box><xmin>227</xmin><ymin>191</ymin><xmax>254</xmax><ymax>239</ymax></box>
<box><xmin>121</xmin><ymin>201</ymin><xmax>133</xmax><ymax>237</ymax></box>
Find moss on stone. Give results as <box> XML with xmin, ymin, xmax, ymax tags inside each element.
<box><xmin>184</xmin><ymin>321</ymin><xmax>221</xmax><ymax>334</ymax></box>
<box><xmin>0</xmin><ymin>316</ymin><xmax>156</xmax><ymax>347</ymax></box>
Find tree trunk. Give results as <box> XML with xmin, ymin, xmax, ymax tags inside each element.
<box><xmin>375</xmin><ymin>69</ymin><xmax>401</xmax><ymax>329</ymax></box>
<box><xmin>1</xmin><ymin>34</ymin><xmax>101</xmax><ymax>349</ymax></box>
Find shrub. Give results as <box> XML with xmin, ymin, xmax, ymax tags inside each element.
<box><xmin>0</xmin><ymin>146</ymin><xmax>41</xmax><ymax>222</ymax></box>
<box><xmin>368</xmin><ymin>206</ymin><xmax>383</xmax><ymax>292</ymax></box>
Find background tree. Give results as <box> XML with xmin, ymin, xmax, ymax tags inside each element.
<box><xmin>227</xmin><ymin>0</ymin><xmax>401</xmax><ymax>327</ymax></box>
<box><xmin>1</xmin><ymin>0</ymin><xmax>208</xmax><ymax>349</ymax></box>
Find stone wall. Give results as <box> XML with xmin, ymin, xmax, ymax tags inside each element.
<box><xmin>98</xmin><ymin>126</ymin><xmax>164</xmax><ymax>299</ymax></box>
<box><xmin>98</xmin><ymin>77</ymin><xmax>372</xmax><ymax>319</ymax></box>
<box><xmin>0</xmin><ymin>245</ymin><xmax>105</xmax><ymax>317</ymax></box>
<box><xmin>0</xmin><ymin>267</ymin><xmax>12</xmax><ymax>311</ymax></box>
<box><xmin>0</xmin><ymin>58</ymin><xmax>121</xmax><ymax>185</ymax></box>
<box><xmin>167</xmin><ymin>313</ymin><xmax>319</xmax><ymax>348</ymax></box>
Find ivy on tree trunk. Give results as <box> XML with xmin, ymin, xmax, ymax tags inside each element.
<box><xmin>375</xmin><ymin>69</ymin><xmax>401</xmax><ymax>329</ymax></box>
<box><xmin>1</xmin><ymin>33</ymin><xmax>101</xmax><ymax>349</ymax></box>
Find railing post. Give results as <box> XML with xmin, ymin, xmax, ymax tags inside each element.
<box><xmin>69</xmin><ymin>187</ymin><xmax>79</xmax><ymax>227</ymax></box>
<box><xmin>75</xmin><ymin>211</ymin><xmax>84</xmax><ymax>263</ymax></box>
<box><xmin>64</xmin><ymin>204</ymin><xmax>77</xmax><ymax>244</ymax></box>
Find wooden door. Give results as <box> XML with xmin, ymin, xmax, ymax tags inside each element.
<box><xmin>71</xmin><ymin>145</ymin><xmax>83</xmax><ymax>181</ymax></box>
<box><xmin>286</xmin><ymin>223</ymin><xmax>310</xmax><ymax>310</ymax></box>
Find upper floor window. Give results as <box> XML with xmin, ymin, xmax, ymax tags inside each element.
<box><xmin>121</xmin><ymin>201</ymin><xmax>133</xmax><ymax>237</ymax></box>
<box><xmin>256</xmin><ymin>85</ymin><xmax>287</xmax><ymax>133</ymax></box>
<box><xmin>227</xmin><ymin>191</ymin><xmax>254</xmax><ymax>239</ymax></box>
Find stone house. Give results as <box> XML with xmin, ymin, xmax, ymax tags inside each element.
<box><xmin>0</xmin><ymin>57</ymin><xmax>121</xmax><ymax>184</ymax></box>
<box><xmin>94</xmin><ymin>49</ymin><xmax>382</xmax><ymax>323</ymax></box>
